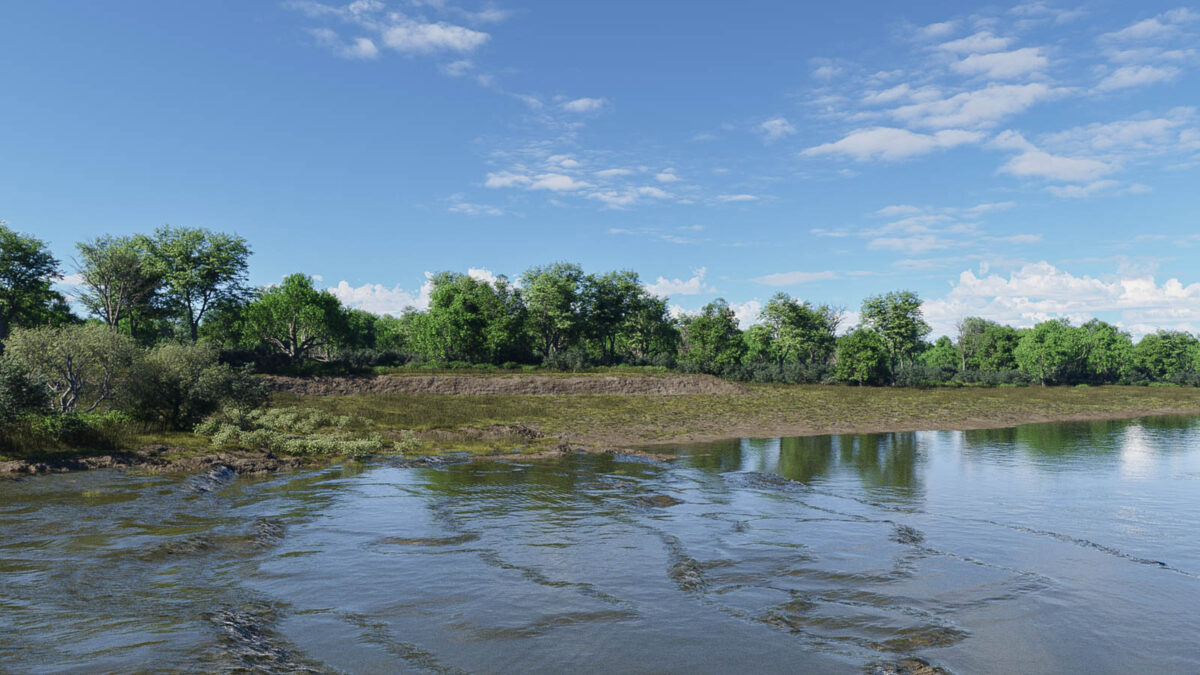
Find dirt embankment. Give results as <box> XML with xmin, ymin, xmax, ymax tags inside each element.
<box><xmin>262</xmin><ymin>374</ymin><xmax>746</xmax><ymax>396</ymax></box>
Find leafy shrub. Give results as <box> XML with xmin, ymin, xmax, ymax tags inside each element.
<box><xmin>0</xmin><ymin>359</ymin><xmax>48</xmax><ymax>424</ymax></box>
<box><xmin>124</xmin><ymin>342</ymin><xmax>268</xmax><ymax>429</ymax></box>
<box><xmin>893</xmin><ymin>364</ymin><xmax>956</xmax><ymax>388</ymax></box>
<box><xmin>195</xmin><ymin>406</ymin><xmax>383</xmax><ymax>457</ymax></box>
<box><xmin>27</xmin><ymin>411</ymin><xmax>132</xmax><ymax>450</ymax></box>
<box><xmin>541</xmin><ymin>347</ymin><xmax>590</xmax><ymax>371</ymax></box>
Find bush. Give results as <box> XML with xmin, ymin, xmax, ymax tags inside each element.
<box><xmin>0</xmin><ymin>359</ymin><xmax>48</xmax><ymax>424</ymax></box>
<box><xmin>195</xmin><ymin>406</ymin><xmax>384</xmax><ymax>457</ymax></box>
<box><xmin>25</xmin><ymin>411</ymin><xmax>132</xmax><ymax>450</ymax></box>
<box><xmin>124</xmin><ymin>343</ymin><xmax>268</xmax><ymax>429</ymax></box>
<box><xmin>893</xmin><ymin>364</ymin><xmax>956</xmax><ymax>388</ymax></box>
<box><xmin>541</xmin><ymin>347</ymin><xmax>590</xmax><ymax>371</ymax></box>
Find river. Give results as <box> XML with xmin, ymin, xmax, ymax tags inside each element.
<box><xmin>3</xmin><ymin>416</ymin><xmax>1199</xmax><ymax>673</ymax></box>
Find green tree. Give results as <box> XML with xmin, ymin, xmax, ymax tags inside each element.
<box><xmin>409</xmin><ymin>272</ymin><xmax>528</xmax><ymax>363</ymax></box>
<box><xmin>0</xmin><ymin>358</ymin><xmax>49</xmax><ymax>424</ymax></box>
<box><xmin>244</xmin><ymin>274</ymin><xmax>348</xmax><ymax>362</ymax></box>
<box><xmin>859</xmin><ymin>291</ymin><xmax>931</xmax><ymax>371</ymax></box>
<box><xmin>741</xmin><ymin>323</ymin><xmax>779</xmax><ymax>364</ymax></box>
<box><xmin>679</xmin><ymin>299</ymin><xmax>745</xmax><ymax>373</ymax></box>
<box><xmin>760</xmin><ymin>293</ymin><xmax>840</xmax><ymax>366</ymax></box>
<box><xmin>1132</xmin><ymin>330</ymin><xmax>1200</xmax><ymax>381</ymax></box>
<box><xmin>521</xmin><ymin>263</ymin><xmax>584</xmax><ymax>358</ymax></box>
<box><xmin>1014</xmin><ymin>320</ymin><xmax>1087</xmax><ymax>385</ymax></box>
<box><xmin>4</xmin><ymin>323</ymin><xmax>138</xmax><ymax>413</ymax></box>
<box><xmin>1081</xmin><ymin>319</ymin><xmax>1133</xmax><ymax>383</ymax></box>
<box><xmin>621</xmin><ymin>294</ymin><xmax>678</xmax><ymax>361</ymax></box>
<box><xmin>835</xmin><ymin>328</ymin><xmax>890</xmax><ymax>385</ymax></box>
<box><xmin>75</xmin><ymin>235</ymin><xmax>162</xmax><ymax>334</ymax></box>
<box><xmin>582</xmin><ymin>270</ymin><xmax>642</xmax><ymax>364</ymax></box>
<box><xmin>0</xmin><ymin>221</ymin><xmax>69</xmax><ymax>342</ymax></box>
<box><xmin>921</xmin><ymin>335</ymin><xmax>959</xmax><ymax>370</ymax></box>
<box><xmin>145</xmin><ymin>226</ymin><xmax>251</xmax><ymax>342</ymax></box>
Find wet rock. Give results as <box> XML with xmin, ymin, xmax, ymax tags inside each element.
<box><xmin>184</xmin><ymin>465</ymin><xmax>237</xmax><ymax>493</ymax></box>
<box><xmin>140</xmin><ymin>535</ymin><xmax>215</xmax><ymax>560</ymax></box>
<box><xmin>726</xmin><ymin>471</ymin><xmax>806</xmax><ymax>491</ymax></box>
<box><xmin>252</xmin><ymin>519</ymin><xmax>286</xmax><ymax>547</ymax></box>
<box><xmin>207</xmin><ymin>602</ymin><xmax>319</xmax><ymax>673</ymax></box>
<box><xmin>387</xmin><ymin>455</ymin><xmax>472</xmax><ymax>469</ymax></box>
<box><xmin>893</xmin><ymin>524</ymin><xmax>924</xmax><ymax>545</ymax></box>
<box><xmin>628</xmin><ymin>494</ymin><xmax>684</xmax><ymax>508</ymax></box>
<box><xmin>668</xmin><ymin>556</ymin><xmax>706</xmax><ymax>593</ymax></box>
<box><xmin>868</xmin><ymin>657</ymin><xmax>949</xmax><ymax>675</ymax></box>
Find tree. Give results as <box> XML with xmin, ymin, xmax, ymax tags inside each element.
<box><xmin>622</xmin><ymin>294</ymin><xmax>678</xmax><ymax>361</ymax></box>
<box><xmin>921</xmin><ymin>336</ymin><xmax>959</xmax><ymax>371</ymax></box>
<box><xmin>955</xmin><ymin>318</ymin><xmax>1021</xmax><ymax>372</ymax></box>
<box><xmin>1014</xmin><ymin>320</ymin><xmax>1087</xmax><ymax>386</ymax></box>
<box><xmin>835</xmin><ymin>329</ymin><xmax>889</xmax><ymax>385</ymax></box>
<box><xmin>521</xmin><ymin>263</ymin><xmax>584</xmax><ymax>358</ymax></box>
<box><xmin>4</xmin><ymin>323</ymin><xmax>137</xmax><ymax>413</ymax></box>
<box><xmin>760</xmin><ymin>293</ymin><xmax>840</xmax><ymax>366</ymax></box>
<box><xmin>0</xmin><ymin>221</ymin><xmax>69</xmax><ymax>343</ymax></box>
<box><xmin>408</xmin><ymin>272</ymin><xmax>527</xmax><ymax>363</ymax></box>
<box><xmin>1132</xmin><ymin>330</ymin><xmax>1200</xmax><ymax>381</ymax></box>
<box><xmin>75</xmin><ymin>235</ymin><xmax>162</xmax><ymax>334</ymax></box>
<box><xmin>859</xmin><ymin>291</ymin><xmax>930</xmax><ymax>371</ymax></box>
<box><xmin>244</xmin><ymin>274</ymin><xmax>348</xmax><ymax>362</ymax></box>
<box><xmin>1081</xmin><ymin>319</ymin><xmax>1133</xmax><ymax>383</ymax></box>
<box><xmin>0</xmin><ymin>358</ymin><xmax>49</xmax><ymax>424</ymax></box>
<box><xmin>582</xmin><ymin>270</ymin><xmax>642</xmax><ymax>364</ymax></box>
<box><xmin>679</xmin><ymin>299</ymin><xmax>745</xmax><ymax>373</ymax></box>
<box><xmin>146</xmin><ymin>226</ymin><xmax>251</xmax><ymax>342</ymax></box>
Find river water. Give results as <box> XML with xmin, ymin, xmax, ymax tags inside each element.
<box><xmin>3</xmin><ymin>416</ymin><xmax>1200</xmax><ymax>673</ymax></box>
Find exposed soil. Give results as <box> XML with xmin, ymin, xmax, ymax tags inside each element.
<box><xmin>0</xmin><ymin>446</ymin><xmax>303</xmax><ymax>477</ymax></box>
<box><xmin>261</xmin><ymin>373</ymin><xmax>746</xmax><ymax>396</ymax></box>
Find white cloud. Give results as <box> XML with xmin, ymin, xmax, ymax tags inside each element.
<box><xmin>595</xmin><ymin>168</ymin><xmax>634</xmax><ymax>178</ymax></box>
<box><xmin>380</xmin><ymin>19</ymin><xmax>488</xmax><ymax>53</ymax></box>
<box><xmin>561</xmin><ymin>97</ymin><xmax>607</xmax><ymax>113</ymax></box>
<box><xmin>875</xmin><ymin>204</ymin><xmax>924</xmax><ymax>217</ymax></box>
<box><xmin>329</xmin><ymin>277</ymin><xmax>433</xmax><ymax>315</ymax></box>
<box><xmin>919</xmin><ymin>21</ymin><xmax>958</xmax><ymax>40</ymax></box>
<box><xmin>752</xmin><ymin>270</ymin><xmax>839</xmax><ymax>286</ymax></box>
<box><xmin>587</xmin><ymin>186</ymin><xmax>671</xmax><ymax>208</ymax></box>
<box><xmin>730</xmin><ymin>300</ymin><xmax>763</xmax><ymax>329</ymax></box>
<box><xmin>655</xmin><ymin>168</ymin><xmax>680</xmax><ymax>183</ymax></box>
<box><xmin>1045</xmin><ymin>179</ymin><xmax>1120</xmax><ymax>198</ymax></box>
<box><xmin>867</xmin><ymin>235</ymin><xmax>954</xmax><ymax>254</ymax></box>
<box><xmin>937</xmin><ymin>31</ymin><xmax>1013</xmax><ymax>54</ymax></box>
<box><xmin>467</xmin><ymin>267</ymin><xmax>501</xmax><ymax>284</ymax></box>
<box><xmin>758</xmin><ymin>117</ymin><xmax>797</xmax><ymax>142</ymax></box>
<box><xmin>308</xmin><ymin>28</ymin><xmax>380</xmax><ymax>59</ymax></box>
<box><xmin>990</xmin><ymin>130</ymin><xmax>1113</xmax><ymax>182</ymax></box>
<box><xmin>484</xmin><ymin>171</ymin><xmax>531</xmax><ymax>188</ymax></box>
<box><xmin>448</xmin><ymin>194</ymin><xmax>504</xmax><ymax>215</ymax></box>
<box><xmin>440</xmin><ymin>59</ymin><xmax>473</xmax><ymax>76</ymax></box>
<box><xmin>529</xmin><ymin>173</ymin><xmax>591</xmax><ymax>191</ymax></box>
<box><xmin>802</xmin><ymin>127</ymin><xmax>982</xmax><ymax>161</ymax></box>
<box><xmin>1102</xmin><ymin>9</ymin><xmax>1198</xmax><ymax>42</ymax></box>
<box><xmin>890</xmin><ymin>83</ymin><xmax>1064</xmax><ymax>129</ymax></box>
<box><xmin>1095</xmin><ymin>65</ymin><xmax>1181</xmax><ymax>91</ymax></box>
<box><xmin>644</xmin><ymin>268</ymin><xmax>713</xmax><ymax>297</ymax></box>
<box><xmin>953</xmin><ymin>48</ymin><xmax>1048</xmax><ymax>79</ymax></box>
<box><xmin>924</xmin><ymin>261</ymin><xmax>1200</xmax><ymax>338</ymax></box>
<box><xmin>716</xmin><ymin>194</ymin><xmax>759</xmax><ymax>202</ymax></box>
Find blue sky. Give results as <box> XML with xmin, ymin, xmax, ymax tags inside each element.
<box><xmin>3</xmin><ymin>1</ymin><xmax>1199</xmax><ymax>337</ymax></box>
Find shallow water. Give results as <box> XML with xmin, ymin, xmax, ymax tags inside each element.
<box><xmin>3</xmin><ymin>416</ymin><xmax>1200</xmax><ymax>673</ymax></box>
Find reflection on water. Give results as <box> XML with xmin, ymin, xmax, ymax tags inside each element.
<box><xmin>3</xmin><ymin>416</ymin><xmax>1200</xmax><ymax>673</ymax></box>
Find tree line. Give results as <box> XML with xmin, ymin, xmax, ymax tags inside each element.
<box><xmin>4</xmin><ymin>221</ymin><xmax>1200</xmax><ymax>439</ymax></box>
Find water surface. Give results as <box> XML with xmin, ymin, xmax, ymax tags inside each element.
<box><xmin>3</xmin><ymin>416</ymin><xmax>1200</xmax><ymax>673</ymax></box>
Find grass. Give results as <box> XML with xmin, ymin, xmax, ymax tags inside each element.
<box><xmin>276</xmin><ymin>383</ymin><xmax>1200</xmax><ymax>450</ymax></box>
<box><xmin>8</xmin><ymin>382</ymin><xmax>1200</xmax><ymax>465</ymax></box>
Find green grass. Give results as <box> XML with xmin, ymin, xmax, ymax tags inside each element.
<box><xmin>275</xmin><ymin>384</ymin><xmax>1200</xmax><ymax>449</ymax></box>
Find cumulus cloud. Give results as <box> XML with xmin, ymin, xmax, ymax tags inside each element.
<box><xmin>1101</xmin><ymin>8</ymin><xmax>1198</xmax><ymax>42</ymax></box>
<box><xmin>730</xmin><ymin>300</ymin><xmax>763</xmax><ymax>329</ymax></box>
<box><xmin>655</xmin><ymin>168</ymin><xmax>680</xmax><ymax>183</ymax></box>
<box><xmin>802</xmin><ymin>127</ymin><xmax>982</xmax><ymax>161</ymax></box>
<box><xmin>309</xmin><ymin>28</ymin><xmax>380</xmax><ymax>59</ymax></box>
<box><xmin>644</xmin><ymin>268</ymin><xmax>713</xmax><ymax>297</ymax></box>
<box><xmin>758</xmin><ymin>117</ymin><xmax>797</xmax><ymax>142</ymax></box>
<box><xmin>561</xmin><ymin>97</ymin><xmax>607</xmax><ymax>113</ymax></box>
<box><xmin>329</xmin><ymin>277</ymin><xmax>433</xmax><ymax>315</ymax></box>
<box><xmin>587</xmin><ymin>186</ymin><xmax>671</xmax><ymax>208</ymax></box>
<box><xmin>924</xmin><ymin>261</ymin><xmax>1200</xmax><ymax>338</ymax></box>
<box><xmin>380</xmin><ymin>20</ymin><xmax>488</xmax><ymax>52</ymax></box>
<box><xmin>529</xmin><ymin>173</ymin><xmax>591</xmax><ymax>191</ymax></box>
<box><xmin>715</xmin><ymin>194</ymin><xmax>759</xmax><ymax>202</ymax></box>
<box><xmin>752</xmin><ymin>270</ymin><xmax>839</xmax><ymax>286</ymax></box>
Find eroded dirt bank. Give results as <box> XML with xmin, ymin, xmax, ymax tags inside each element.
<box><xmin>261</xmin><ymin>373</ymin><xmax>746</xmax><ymax>396</ymax></box>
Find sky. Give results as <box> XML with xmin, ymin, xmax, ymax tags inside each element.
<box><xmin>2</xmin><ymin>0</ymin><xmax>1199</xmax><ymax>338</ymax></box>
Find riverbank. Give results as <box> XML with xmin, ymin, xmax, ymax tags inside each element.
<box><xmin>5</xmin><ymin>375</ymin><xmax>1200</xmax><ymax>475</ymax></box>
